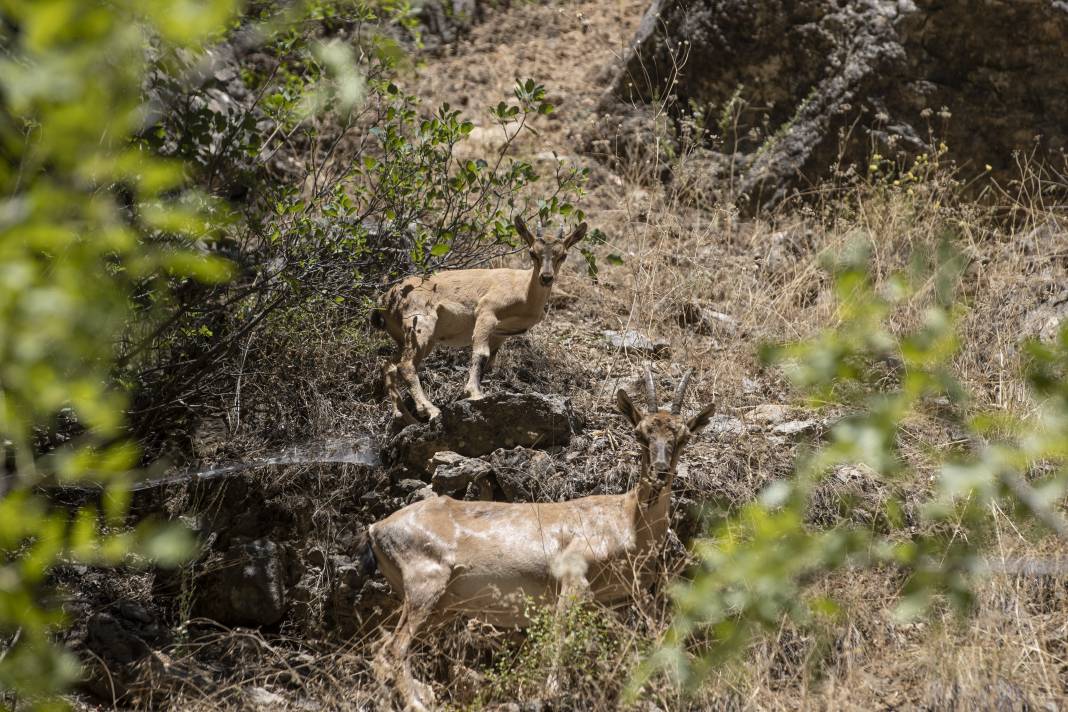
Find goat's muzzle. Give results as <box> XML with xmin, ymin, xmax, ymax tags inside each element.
<box><xmin>651</xmin><ymin>442</ymin><xmax>671</xmax><ymax>473</ymax></box>
<box><xmin>540</xmin><ymin>273</ymin><xmax>554</xmax><ymax>286</ymax></box>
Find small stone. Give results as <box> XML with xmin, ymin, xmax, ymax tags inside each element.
<box><xmin>395</xmin><ymin>478</ymin><xmax>428</xmax><ymax>494</ymax></box>
<box><xmin>706</xmin><ymin>415</ymin><xmax>746</xmax><ymax>436</ymax></box>
<box><xmin>431</xmin><ymin>453</ymin><xmax>492</xmax><ymax>494</ymax></box>
<box><xmin>747</xmin><ymin>404</ymin><xmax>791</xmax><ymax>424</ymax></box>
<box><xmin>407</xmin><ymin>485</ymin><xmax>437</xmax><ymax>503</ymax></box>
<box><xmin>431</xmin><ymin>451</ymin><xmax>467</xmax><ymax>467</ymax></box>
<box><xmin>247</xmin><ymin>687</ymin><xmax>285</xmax><ymax>708</ymax></box>
<box><xmin>602</xmin><ymin>329</ymin><xmax>670</xmax><ymax>356</ymax></box>
<box><xmin>771</xmin><ymin>419</ymin><xmax>820</xmax><ymax>436</ymax></box>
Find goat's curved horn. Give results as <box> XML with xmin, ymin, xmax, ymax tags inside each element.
<box><xmin>671</xmin><ymin>369</ymin><xmax>693</xmax><ymax>415</ymax></box>
<box><xmin>644</xmin><ymin>364</ymin><xmax>658</xmax><ymax>411</ymax></box>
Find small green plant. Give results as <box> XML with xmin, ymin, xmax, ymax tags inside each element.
<box><xmin>479</xmin><ymin>598</ymin><xmax>630</xmax><ymax>706</ymax></box>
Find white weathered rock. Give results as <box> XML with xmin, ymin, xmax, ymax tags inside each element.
<box><xmin>771</xmin><ymin>419</ymin><xmax>820</xmax><ymax>436</ymax></box>
<box><xmin>706</xmin><ymin>415</ymin><xmax>747</xmax><ymax>437</ymax></box>
<box><xmin>603</xmin><ymin>329</ymin><xmax>670</xmax><ymax>355</ymax></box>
<box><xmin>247</xmin><ymin>687</ymin><xmax>285</xmax><ymax>708</ymax></box>
<box><xmin>747</xmin><ymin>404</ymin><xmax>791</xmax><ymax>424</ymax></box>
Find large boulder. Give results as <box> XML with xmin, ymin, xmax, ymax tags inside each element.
<box><xmin>594</xmin><ymin>0</ymin><xmax>1068</xmax><ymax>207</ymax></box>
<box><xmin>386</xmin><ymin>392</ymin><xmax>585</xmax><ymax>475</ymax></box>
<box><xmin>192</xmin><ymin>538</ymin><xmax>288</xmax><ymax>627</ymax></box>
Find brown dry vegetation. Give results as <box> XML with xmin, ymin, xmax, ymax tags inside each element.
<box><xmin>68</xmin><ymin>0</ymin><xmax>1068</xmax><ymax>710</ymax></box>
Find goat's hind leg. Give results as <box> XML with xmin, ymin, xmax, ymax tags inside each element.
<box><xmin>379</xmin><ymin>564</ymin><xmax>450</xmax><ymax>712</ymax></box>
<box><xmin>383</xmin><ymin>354</ymin><xmax>419</xmax><ymax>426</ymax></box>
<box><xmin>398</xmin><ymin>315</ymin><xmax>441</xmax><ymax>421</ymax></box>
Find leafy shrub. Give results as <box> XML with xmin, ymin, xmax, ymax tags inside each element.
<box><xmin>127</xmin><ymin>3</ymin><xmax>588</xmax><ymax>449</ymax></box>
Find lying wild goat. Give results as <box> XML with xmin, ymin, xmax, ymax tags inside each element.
<box><xmin>371</xmin><ymin>217</ymin><xmax>588</xmax><ymax>423</ymax></box>
<box><xmin>361</xmin><ymin>368</ymin><xmax>714</xmax><ymax>711</ymax></box>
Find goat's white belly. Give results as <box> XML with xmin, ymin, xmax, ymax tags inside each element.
<box><xmin>434</xmin><ymin>310</ymin><xmax>476</xmax><ymax>346</ymax></box>
<box><xmin>441</xmin><ymin>568</ymin><xmax>554</xmax><ymax>627</ymax></box>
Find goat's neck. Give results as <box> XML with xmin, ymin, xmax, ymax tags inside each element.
<box><xmin>625</xmin><ymin>453</ymin><xmax>674</xmax><ymax>549</ymax></box>
<box><xmin>524</xmin><ymin>266</ymin><xmax>553</xmax><ymax>309</ymax></box>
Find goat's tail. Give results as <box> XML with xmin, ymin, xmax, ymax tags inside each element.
<box><xmin>354</xmin><ymin>528</ymin><xmax>379</xmax><ymax>578</ymax></box>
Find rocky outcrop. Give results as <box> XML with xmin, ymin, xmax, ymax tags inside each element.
<box><xmin>594</xmin><ymin>0</ymin><xmax>1068</xmax><ymax>207</ymax></box>
<box><xmin>386</xmin><ymin>392</ymin><xmax>585</xmax><ymax>474</ymax></box>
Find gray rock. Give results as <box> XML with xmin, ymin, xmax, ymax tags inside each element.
<box><xmin>746</xmin><ymin>404</ymin><xmax>791</xmax><ymax>424</ymax></box>
<box><xmin>487</xmin><ymin>448</ymin><xmax>557</xmax><ymax>502</ymax></box>
<box><xmin>706</xmin><ymin>414</ymin><xmax>747</xmax><ymax>437</ymax></box>
<box><xmin>430</xmin><ymin>451</ymin><xmax>493</xmax><ymax>494</ymax></box>
<box><xmin>387</xmin><ymin>392</ymin><xmax>584</xmax><ymax>474</ymax></box>
<box><xmin>86</xmin><ymin>601</ymin><xmax>165</xmax><ymax>664</ymax></box>
<box><xmin>407</xmin><ymin>485</ymin><xmax>437</xmax><ymax>504</ymax></box>
<box><xmin>192</xmin><ymin>538</ymin><xmax>287</xmax><ymax>627</ymax></box>
<box><xmin>394</xmin><ymin>478</ymin><xmax>429</xmax><ymax>494</ymax></box>
<box><xmin>1020</xmin><ymin>289</ymin><xmax>1068</xmax><ymax>344</ymax></box>
<box><xmin>595</xmin><ymin>0</ymin><xmax>1068</xmax><ymax>209</ymax></box>
<box><xmin>603</xmin><ymin>329</ymin><xmax>670</xmax><ymax>356</ymax></box>
<box><xmin>771</xmin><ymin>419</ymin><xmax>821</xmax><ymax>436</ymax></box>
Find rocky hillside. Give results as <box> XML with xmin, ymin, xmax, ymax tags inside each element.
<box><xmin>39</xmin><ymin>0</ymin><xmax>1068</xmax><ymax>710</ymax></box>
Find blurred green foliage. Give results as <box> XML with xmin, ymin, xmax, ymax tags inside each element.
<box><xmin>0</xmin><ymin>0</ymin><xmax>243</xmax><ymax>705</ymax></box>
<box><xmin>632</xmin><ymin>242</ymin><xmax>1068</xmax><ymax>695</ymax></box>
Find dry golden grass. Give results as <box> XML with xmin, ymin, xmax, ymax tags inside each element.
<box><xmin>72</xmin><ymin>2</ymin><xmax>1068</xmax><ymax>710</ymax></box>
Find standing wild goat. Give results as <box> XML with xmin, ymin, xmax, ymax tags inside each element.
<box><xmin>361</xmin><ymin>368</ymin><xmax>714</xmax><ymax>711</ymax></box>
<box><xmin>371</xmin><ymin>217</ymin><xmax>587</xmax><ymax>423</ymax></box>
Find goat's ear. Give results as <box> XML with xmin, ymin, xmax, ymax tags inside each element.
<box><xmin>514</xmin><ymin>216</ymin><xmax>536</xmax><ymax>248</ymax></box>
<box><xmin>616</xmin><ymin>389</ymin><xmax>643</xmax><ymax>427</ymax></box>
<box><xmin>564</xmin><ymin>222</ymin><xmax>588</xmax><ymax>249</ymax></box>
<box><xmin>687</xmin><ymin>401</ymin><xmax>717</xmax><ymax>434</ymax></box>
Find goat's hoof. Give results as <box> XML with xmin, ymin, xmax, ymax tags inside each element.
<box><xmin>463</xmin><ymin>391</ymin><xmax>485</xmax><ymax>402</ymax></box>
<box><xmin>419</xmin><ymin>406</ymin><xmax>442</xmax><ymax>421</ymax></box>
<box><xmin>405</xmin><ymin>681</ymin><xmax>436</xmax><ymax>712</ymax></box>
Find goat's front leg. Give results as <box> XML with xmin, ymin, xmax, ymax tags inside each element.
<box><xmin>464</xmin><ymin>314</ymin><xmax>498</xmax><ymax>401</ymax></box>
<box><xmin>483</xmin><ymin>335</ymin><xmax>507</xmax><ymax>375</ymax></box>
<box><xmin>546</xmin><ymin>540</ymin><xmax>591</xmax><ymax>695</ymax></box>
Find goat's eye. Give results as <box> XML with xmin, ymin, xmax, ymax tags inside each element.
<box><xmin>529</xmin><ymin>250</ymin><xmax>537</xmax><ymax>260</ymax></box>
